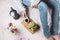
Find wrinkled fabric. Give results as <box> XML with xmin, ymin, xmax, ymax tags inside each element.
<box><xmin>42</xmin><ymin>0</ymin><xmax>60</xmax><ymax>36</ymax></box>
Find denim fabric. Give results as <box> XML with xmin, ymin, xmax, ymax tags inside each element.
<box><xmin>42</xmin><ymin>0</ymin><xmax>60</xmax><ymax>35</ymax></box>
<box><xmin>38</xmin><ymin>2</ymin><xmax>51</xmax><ymax>38</ymax></box>
<box><xmin>38</xmin><ymin>0</ymin><xmax>60</xmax><ymax>38</ymax></box>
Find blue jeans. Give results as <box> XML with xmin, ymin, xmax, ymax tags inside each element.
<box><xmin>22</xmin><ymin>0</ymin><xmax>60</xmax><ymax>38</ymax></box>
<box><xmin>38</xmin><ymin>0</ymin><xmax>60</xmax><ymax>38</ymax></box>
<box><xmin>43</xmin><ymin>0</ymin><xmax>60</xmax><ymax>35</ymax></box>
<box><xmin>38</xmin><ymin>2</ymin><xmax>51</xmax><ymax>38</ymax></box>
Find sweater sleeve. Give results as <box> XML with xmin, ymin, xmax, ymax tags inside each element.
<box><xmin>15</xmin><ymin>0</ymin><xmax>26</xmax><ymax>13</ymax></box>
<box><xmin>22</xmin><ymin>0</ymin><xmax>31</xmax><ymax>7</ymax></box>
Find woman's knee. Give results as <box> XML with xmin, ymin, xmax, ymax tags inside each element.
<box><xmin>38</xmin><ymin>2</ymin><xmax>48</xmax><ymax>13</ymax></box>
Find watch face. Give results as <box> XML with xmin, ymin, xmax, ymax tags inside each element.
<box><xmin>11</xmin><ymin>12</ymin><xmax>15</xmax><ymax>17</ymax></box>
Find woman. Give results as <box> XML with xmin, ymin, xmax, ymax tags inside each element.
<box><xmin>22</xmin><ymin>0</ymin><xmax>53</xmax><ymax>40</ymax></box>
<box><xmin>15</xmin><ymin>0</ymin><xmax>60</xmax><ymax>40</ymax></box>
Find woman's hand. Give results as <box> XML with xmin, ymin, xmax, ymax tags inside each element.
<box><xmin>30</xmin><ymin>3</ymin><xmax>37</xmax><ymax>8</ymax></box>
